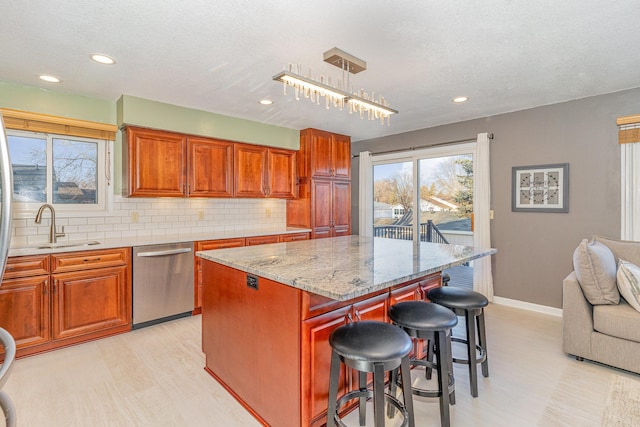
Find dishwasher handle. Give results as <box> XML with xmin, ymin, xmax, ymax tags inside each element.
<box><xmin>136</xmin><ymin>247</ymin><xmax>193</xmax><ymax>257</ymax></box>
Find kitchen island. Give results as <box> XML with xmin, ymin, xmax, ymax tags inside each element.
<box><xmin>197</xmin><ymin>236</ymin><xmax>496</xmax><ymax>427</ymax></box>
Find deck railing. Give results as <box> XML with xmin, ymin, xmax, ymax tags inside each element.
<box><xmin>373</xmin><ymin>220</ymin><xmax>450</xmax><ymax>244</ymax></box>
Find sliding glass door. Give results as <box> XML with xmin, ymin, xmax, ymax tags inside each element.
<box><xmin>371</xmin><ymin>143</ymin><xmax>476</xmax><ymax>245</ymax></box>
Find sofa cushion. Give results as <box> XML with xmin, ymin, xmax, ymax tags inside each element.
<box><xmin>594</xmin><ymin>299</ymin><xmax>640</xmax><ymax>342</ymax></box>
<box><xmin>617</xmin><ymin>259</ymin><xmax>640</xmax><ymax>312</ymax></box>
<box><xmin>573</xmin><ymin>238</ymin><xmax>619</xmax><ymax>305</ymax></box>
<box><xmin>594</xmin><ymin>235</ymin><xmax>640</xmax><ymax>266</ymax></box>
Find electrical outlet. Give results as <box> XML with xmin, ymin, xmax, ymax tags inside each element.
<box><xmin>265</xmin><ymin>208</ymin><xmax>271</xmax><ymax>218</ymax></box>
<box><xmin>247</xmin><ymin>274</ymin><xmax>258</xmax><ymax>290</ymax></box>
<box><xmin>489</xmin><ymin>210</ymin><xmax>494</xmax><ymax>220</ymax></box>
<box><xmin>131</xmin><ymin>212</ymin><xmax>139</xmax><ymax>223</ymax></box>
<box><xmin>197</xmin><ymin>210</ymin><xmax>205</xmax><ymax>220</ymax></box>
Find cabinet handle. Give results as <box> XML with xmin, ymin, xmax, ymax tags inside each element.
<box><xmin>354</xmin><ymin>310</ymin><xmax>362</xmax><ymax>322</ymax></box>
<box><xmin>6</xmin><ymin>266</ymin><xmax>13</xmax><ymax>271</ymax></box>
<box><xmin>346</xmin><ymin>312</ymin><xmax>353</xmax><ymax>323</ymax></box>
<box><xmin>43</xmin><ymin>283</ymin><xmax>47</xmax><ymax>295</ymax></box>
<box><xmin>83</xmin><ymin>257</ymin><xmax>101</xmax><ymax>262</ymax></box>
<box><xmin>53</xmin><ymin>281</ymin><xmax>57</xmax><ymax>294</ymax></box>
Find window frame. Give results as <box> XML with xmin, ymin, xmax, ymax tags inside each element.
<box><xmin>6</xmin><ymin>128</ymin><xmax>113</xmax><ymax>218</ymax></box>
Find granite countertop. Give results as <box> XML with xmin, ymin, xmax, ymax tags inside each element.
<box><xmin>8</xmin><ymin>227</ymin><xmax>311</xmax><ymax>257</ymax></box>
<box><xmin>197</xmin><ymin>235</ymin><xmax>497</xmax><ymax>301</ymax></box>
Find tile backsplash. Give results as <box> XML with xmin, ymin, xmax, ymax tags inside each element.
<box><xmin>11</xmin><ymin>196</ymin><xmax>287</xmax><ymax>246</ymax></box>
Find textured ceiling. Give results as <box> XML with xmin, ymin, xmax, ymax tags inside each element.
<box><xmin>1</xmin><ymin>1</ymin><xmax>640</xmax><ymax>142</ymax></box>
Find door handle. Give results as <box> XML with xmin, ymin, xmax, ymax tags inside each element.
<box><xmin>136</xmin><ymin>248</ymin><xmax>192</xmax><ymax>257</ymax></box>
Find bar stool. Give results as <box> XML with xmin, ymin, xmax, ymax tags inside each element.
<box><xmin>427</xmin><ymin>286</ymin><xmax>489</xmax><ymax>397</ymax></box>
<box><xmin>327</xmin><ymin>321</ymin><xmax>415</xmax><ymax>427</ymax></box>
<box><xmin>388</xmin><ymin>301</ymin><xmax>457</xmax><ymax>427</ymax></box>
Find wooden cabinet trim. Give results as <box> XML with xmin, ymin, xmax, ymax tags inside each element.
<box><xmin>3</xmin><ymin>255</ymin><xmax>50</xmax><ymax>279</ymax></box>
<box><xmin>51</xmin><ymin>248</ymin><xmax>130</xmax><ymax>273</ymax></box>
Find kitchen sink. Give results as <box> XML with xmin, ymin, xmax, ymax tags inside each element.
<box><xmin>32</xmin><ymin>240</ymin><xmax>101</xmax><ymax>250</ymax></box>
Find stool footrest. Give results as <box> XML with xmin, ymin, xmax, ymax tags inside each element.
<box><xmin>451</xmin><ymin>337</ymin><xmax>487</xmax><ymax>365</ymax></box>
<box><xmin>407</xmin><ymin>358</ymin><xmax>455</xmax><ymax>398</ymax></box>
<box><xmin>335</xmin><ymin>389</ymin><xmax>410</xmax><ymax>427</ymax></box>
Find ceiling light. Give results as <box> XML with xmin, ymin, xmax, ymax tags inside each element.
<box><xmin>452</xmin><ymin>96</ymin><xmax>469</xmax><ymax>103</ymax></box>
<box><xmin>91</xmin><ymin>54</ymin><xmax>116</xmax><ymax>65</ymax></box>
<box><xmin>39</xmin><ymin>75</ymin><xmax>61</xmax><ymax>83</ymax></box>
<box><xmin>273</xmin><ymin>47</ymin><xmax>398</xmax><ymax>125</ymax></box>
<box><xmin>259</xmin><ymin>99</ymin><xmax>273</xmax><ymax>105</ymax></box>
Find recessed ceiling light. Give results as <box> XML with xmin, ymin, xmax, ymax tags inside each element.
<box><xmin>91</xmin><ymin>54</ymin><xmax>116</xmax><ymax>65</ymax></box>
<box><xmin>452</xmin><ymin>96</ymin><xmax>469</xmax><ymax>103</ymax></box>
<box><xmin>259</xmin><ymin>99</ymin><xmax>273</xmax><ymax>105</ymax></box>
<box><xmin>39</xmin><ymin>75</ymin><xmax>61</xmax><ymax>83</ymax></box>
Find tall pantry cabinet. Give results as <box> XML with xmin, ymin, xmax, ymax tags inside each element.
<box><xmin>287</xmin><ymin>128</ymin><xmax>352</xmax><ymax>238</ymax></box>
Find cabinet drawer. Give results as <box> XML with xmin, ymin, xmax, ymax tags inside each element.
<box><xmin>196</xmin><ymin>238</ymin><xmax>246</xmax><ymax>251</ymax></box>
<box><xmin>3</xmin><ymin>255</ymin><xmax>50</xmax><ymax>279</ymax></box>
<box><xmin>245</xmin><ymin>235</ymin><xmax>279</xmax><ymax>246</ymax></box>
<box><xmin>51</xmin><ymin>248</ymin><xmax>130</xmax><ymax>273</ymax></box>
<box><xmin>279</xmin><ymin>233</ymin><xmax>310</xmax><ymax>242</ymax></box>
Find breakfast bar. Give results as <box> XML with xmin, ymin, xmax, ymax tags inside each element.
<box><xmin>197</xmin><ymin>236</ymin><xmax>496</xmax><ymax>427</ymax></box>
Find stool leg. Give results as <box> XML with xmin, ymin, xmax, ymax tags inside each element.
<box><xmin>477</xmin><ymin>309</ymin><xmax>489</xmax><ymax>378</ymax></box>
<box><xmin>387</xmin><ymin>368</ymin><xmax>398</xmax><ymax>418</ymax></box>
<box><xmin>465</xmin><ymin>311</ymin><xmax>479</xmax><ymax>397</ymax></box>
<box><xmin>400</xmin><ymin>355</ymin><xmax>416</xmax><ymax>427</ymax></box>
<box><xmin>425</xmin><ymin>338</ymin><xmax>434</xmax><ymax>379</ymax></box>
<box><xmin>359</xmin><ymin>371</ymin><xmax>367</xmax><ymax>426</ymax></box>
<box><xmin>327</xmin><ymin>350</ymin><xmax>341</xmax><ymax>427</ymax></box>
<box><xmin>436</xmin><ymin>331</ymin><xmax>451</xmax><ymax>427</ymax></box>
<box><xmin>446</xmin><ymin>332</ymin><xmax>456</xmax><ymax>405</ymax></box>
<box><xmin>373</xmin><ymin>364</ymin><xmax>386</xmax><ymax>427</ymax></box>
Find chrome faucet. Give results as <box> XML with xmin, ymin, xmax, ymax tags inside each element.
<box><xmin>35</xmin><ymin>204</ymin><xmax>65</xmax><ymax>244</ymax></box>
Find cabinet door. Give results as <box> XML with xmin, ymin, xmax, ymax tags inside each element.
<box><xmin>126</xmin><ymin>127</ymin><xmax>186</xmax><ymax>197</ymax></box>
<box><xmin>51</xmin><ymin>266</ymin><xmax>130</xmax><ymax>340</ymax></box>
<box><xmin>311</xmin><ymin>180</ymin><xmax>333</xmax><ymax>239</ymax></box>
<box><xmin>420</xmin><ymin>274</ymin><xmax>443</xmax><ymax>301</ymax></box>
<box><xmin>187</xmin><ymin>137</ymin><xmax>234</xmax><ymax>197</ymax></box>
<box><xmin>194</xmin><ymin>238</ymin><xmax>246</xmax><ymax>311</ymax></box>
<box><xmin>309</xmin><ymin>130</ymin><xmax>334</xmax><ymax>179</ymax></box>
<box><xmin>331</xmin><ymin>180</ymin><xmax>351</xmax><ymax>237</ymax></box>
<box><xmin>301</xmin><ymin>305</ymin><xmax>351</xmax><ymax>426</ymax></box>
<box><xmin>268</xmin><ymin>148</ymin><xmax>296</xmax><ymax>199</ymax></box>
<box><xmin>0</xmin><ymin>276</ymin><xmax>50</xmax><ymax>350</ymax></box>
<box><xmin>389</xmin><ymin>282</ymin><xmax>422</xmax><ymax>306</ymax></box>
<box><xmin>234</xmin><ymin>143</ymin><xmax>268</xmax><ymax>197</ymax></box>
<box><xmin>332</xmin><ymin>133</ymin><xmax>351</xmax><ymax>180</ymax></box>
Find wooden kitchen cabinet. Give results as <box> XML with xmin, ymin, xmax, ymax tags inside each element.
<box><xmin>124</xmin><ymin>126</ymin><xmax>187</xmax><ymax>197</ymax></box>
<box><xmin>245</xmin><ymin>234</ymin><xmax>280</xmax><ymax>246</ymax></box>
<box><xmin>194</xmin><ymin>238</ymin><xmax>246</xmax><ymax>313</ymax></box>
<box><xmin>287</xmin><ymin>128</ymin><xmax>351</xmax><ymax>238</ymax></box>
<box><xmin>234</xmin><ymin>143</ymin><xmax>297</xmax><ymax>198</ymax></box>
<box><xmin>188</xmin><ymin>136</ymin><xmax>234</xmax><ymax>197</ymax></box>
<box><xmin>278</xmin><ymin>232</ymin><xmax>310</xmax><ymax>242</ymax></box>
<box><xmin>0</xmin><ymin>248</ymin><xmax>132</xmax><ymax>358</ymax></box>
<box><xmin>0</xmin><ymin>255</ymin><xmax>50</xmax><ymax>354</ymax></box>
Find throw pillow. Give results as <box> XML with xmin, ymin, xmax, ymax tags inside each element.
<box><xmin>573</xmin><ymin>238</ymin><xmax>619</xmax><ymax>305</ymax></box>
<box><xmin>617</xmin><ymin>259</ymin><xmax>640</xmax><ymax>312</ymax></box>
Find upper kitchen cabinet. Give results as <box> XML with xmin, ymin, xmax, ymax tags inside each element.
<box><xmin>188</xmin><ymin>137</ymin><xmax>234</xmax><ymax>197</ymax></box>
<box><xmin>234</xmin><ymin>143</ymin><xmax>297</xmax><ymax>198</ymax></box>
<box><xmin>303</xmin><ymin>128</ymin><xmax>351</xmax><ymax>180</ymax></box>
<box><xmin>124</xmin><ymin>127</ymin><xmax>295</xmax><ymax>199</ymax></box>
<box><xmin>124</xmin><ymin>126</ymin><xmax>187</xmax><ymax>197</ymax></box>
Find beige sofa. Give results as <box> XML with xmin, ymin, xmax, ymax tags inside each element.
<box><xmin>562</xmin><ymin>236</ymin><xmax>640</xmax><ymax>374</ymax></box>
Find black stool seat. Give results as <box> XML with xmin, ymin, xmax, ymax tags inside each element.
<box><xmin>427</xmin><ymin>286</ymin><xmax>488</xmax><ymax>310</ymax></box>
<box><xmin>328</xmin><ymin>321</ymin><xmax>416</xmax><ymax>427</ymax></box>
<box><xmin>330</xmin><ymin>321</ymin><xmax>412</xmax><ymax>365</ymax></box>
<box><xmin>388</xmin><ymin>301</ymin><xmax>457</xmax><ymax>427</ymax></box>
<box><xmin>427</xmin><ymin>287</ymin><xmax>490</xmax><ymax>398</ymax></box>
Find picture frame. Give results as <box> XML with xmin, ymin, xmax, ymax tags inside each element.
<box><xmin>511</xmin><ymin>163</ymin><xmax>569</xmax><ymax>213</ymax></box>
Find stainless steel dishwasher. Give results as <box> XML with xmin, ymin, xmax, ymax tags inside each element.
<box><xmin>132</xmin><ymin>242</ymin><xmax>194</xmax><ymax>329</ymax></box>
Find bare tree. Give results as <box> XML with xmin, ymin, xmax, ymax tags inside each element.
<box><xmin>374</xmin><ymin>170</ymin><xmax>414</xmax><ymax>210</ymax></box>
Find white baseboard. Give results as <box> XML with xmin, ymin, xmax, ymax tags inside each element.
<box><xmin>492</xmin><ymin>296</ymin><xmax>562</xmax><ymax>317</ymax></box>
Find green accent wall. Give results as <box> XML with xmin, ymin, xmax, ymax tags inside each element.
<box><xmin>117</xmin><ymin>95</ymin><xmax>299</xmax><ymax>149</ymax></box>
<box><xmin>0</xmin><ymin>81</ymin><xmax>116</xmax><ymax>123</ymax></box>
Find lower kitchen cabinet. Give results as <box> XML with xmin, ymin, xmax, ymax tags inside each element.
<box><xmin>0</xmin><ymin>248</ymin><xmax>132</xmax><ymax>358</ymax></box>
<box><xmin>51</xmin><ymin>266</ymin><xmax>130</xmax><ymax>340</ymax></box>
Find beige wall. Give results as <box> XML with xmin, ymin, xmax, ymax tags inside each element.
<box><xmin>352</xmin><ymin>87</ymin><xmax>640</xmax><ymax>308</ymax></box>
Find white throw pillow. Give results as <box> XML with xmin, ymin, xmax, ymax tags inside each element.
<box><xmin>617</xmin><ymin>259</ymin><xmax>640</xmax><ymax>312</ymax></box>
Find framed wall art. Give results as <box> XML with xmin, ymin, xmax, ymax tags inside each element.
<box><xmin>511</xmin><ymin>163</ymin><xmax>569</xmax><ymax>213</ymax></box>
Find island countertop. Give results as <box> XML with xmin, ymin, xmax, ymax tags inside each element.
<box><xmin>197</xmin><ymin>235</ymin><xmax>496</xmax><ymax>301</ymax></box>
